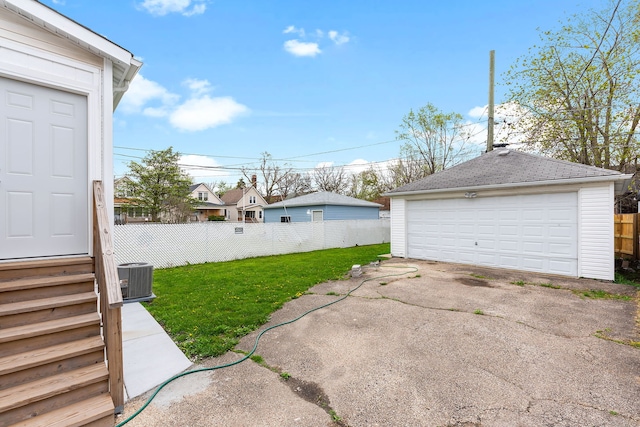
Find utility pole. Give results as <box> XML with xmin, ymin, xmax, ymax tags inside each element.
<box><xmin>487</xmin><ymin>50</ymin><xmax>495</xmax><ymax>152</ymax></box>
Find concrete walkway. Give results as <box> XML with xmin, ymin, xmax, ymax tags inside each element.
<box><xmin>121</xmin><ymin>302</ymin><xmax>192</xmax><ymax>400</ymax></box>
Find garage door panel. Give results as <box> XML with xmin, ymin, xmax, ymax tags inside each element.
<box><xmin>549</xmin><ymin>259</ymin><xmax>575</xmax><ymax>274</ymax></box>
<box><xmin>477</xmin><ymin>238</ymin><xmax>496</xmax><ymax>249</ymax></box>
<box><xmin>522</xmin><ymin>209</ymin><xmax>543</xmax><ymax>220</ymax></box>
<box><xmin>498</xmin><ymin>255</ymin><xmax>519</xmax><ymax>268</ymax></box>
<box><xmin>458</xmin><ymin>251</ymin><xmax>476</xmax><ymax>263</ymax></box>
<box><xmin>548</xmin><ymin>242</ymin><xmax>574</xmax><ymax>256</ymax></box>
<box><xmin>458</xmin><ymin>238</ymin><xmax>476</xmax><ymax>248</ymax></box>
<box><xmin>522</xmin><ymin>257</ymin><xmax>545</xmax><ymax>271</ymax></box>
<box><xmin>498</xmin><ymin>239</ymin><xmax>519</xmax><ymax>251</ymax></box>
<box><xmin>549</xmin><ymin>226</ymin><xmax>574</xmax><ymax>238</ymax></box>
<box><xmin>523</xmin><ymin>241</ymin><xmax>544</xmax><ymax>253</ymax></box>
<box><xmin>477</xmin><ymin>252</ymin><xmax>498</xmax><ymax>265</ymax></box>
<box><xmin>406</xmin><ymin>193</ymin><xmax>578</xmax><ymax>277</ymax></box>
<box><xmin>500</xmin><ymin>210</ymin><xmax>519</xmax><ymax>221</ymax></box>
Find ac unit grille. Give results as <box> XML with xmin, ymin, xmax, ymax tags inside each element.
<box><xmin>118</xmin><ymin>263</ymin><xmax>154</xmax><ymax>300</ymax></box>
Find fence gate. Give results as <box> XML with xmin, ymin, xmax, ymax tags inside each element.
<box><xmin>614</xmin><ymin>214</ymin><xmax>638</xmax><ymax>259</ymax></box>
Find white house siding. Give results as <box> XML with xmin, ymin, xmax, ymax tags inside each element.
<box><xmin>390</xmin><ymin>198</ymin><xmax>406</xmax><ymax>257</ymax></box>
<box><xmin>0</xmin><ymin>7</ymin><xmax>101</xmax><ymax>67</ymax></box>
<box><xmin>578</xmin><ymin>184</ymin><xmax>614</xmax><ymax>280</ymax></box>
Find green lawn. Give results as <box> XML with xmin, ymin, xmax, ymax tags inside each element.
<box><xmin>144</xmin><ymin>243</ymin><xmax>390</xmax><ymax>359</ymax></box>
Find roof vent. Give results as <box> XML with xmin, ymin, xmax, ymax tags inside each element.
<box><xmin>498</xmin><ymin>150</ymin><xmax>510</xmax><ymax>156</ymax></box>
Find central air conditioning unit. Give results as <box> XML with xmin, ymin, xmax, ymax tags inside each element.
<box><xmin>117</xmin><ymin>262</ymin><xmax>155</xmax><ymax>302</ymax></box>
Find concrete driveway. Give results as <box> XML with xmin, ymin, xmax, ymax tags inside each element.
<box><xmin>119</xmin><ymin>259</ymin><xmax>640</xmax><ymax>427</ymax></box>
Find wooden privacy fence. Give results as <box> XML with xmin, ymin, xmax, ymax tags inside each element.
<box><xmin>614</xmin><ymin>213</ymin><xmax>639</xmax><ymax>259</ymax></box>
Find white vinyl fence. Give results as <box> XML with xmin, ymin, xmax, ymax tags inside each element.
<box><xmin>114</xmin><ymin>219</ymin><xmax>390</xmax><ymax>268</ymax></box>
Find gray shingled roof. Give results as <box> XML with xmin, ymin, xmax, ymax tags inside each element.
<box><xmin>386</xmin><ymin>148</ymin><xmax>626</xmax><ymax>195</ymax></box>
<box><xmin>264</xmin><ymin>192</ymin><xmax>382</xmax><ymax>209</ymax></box>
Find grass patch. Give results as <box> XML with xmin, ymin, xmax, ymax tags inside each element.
<box><xmin>511</xmin><ymin>280</ymin><xmax>526</xmax><ymax>286</ymax></box>
<box><xmin>280</xmin><ymin>372</ymin><xmax>291</xmax><ymax>380</ymax></box>
<box><xmin>538</xmin><ymin>282</ymin><xmax>562</xmax><ymax>289</ymax></box>
<box><xmin>595</xmin><ymin>329</ymin><xmax>640</xmax><ymax>348</ymax></box>
<box><xmin>326</xmin><ymin>291</ymin><xmax>340</xmax><ymax>296</ymax></box>
<box><xmin>575</xmin><ymin>289</ymin><xmax>632</xmax><ymax>301</ymax></box>
<box><xmin>470</xmin><ymin>273</ymin><xmax>490</xmax><ymax>279</ymax></box>
<box><xmin>614</xmin><ymin>271</ymin><xmax>640</xmax><ymax>288</ymax></box>
<box><xmin>145</xmin><ymin>243</ymin><xmax>389</xmax><ymax>359</ymax></box>
<box><xmin>473</xmin><ymin>309</ymin><xmax>484</xmax><ymax>315</ymax></box>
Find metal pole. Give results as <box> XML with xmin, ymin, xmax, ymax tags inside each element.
<box><xmin>487</xmin><ymin>50</ymin><xmax>495</xmax><ymax>152</ymax></box>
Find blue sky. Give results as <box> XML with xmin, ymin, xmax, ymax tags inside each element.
<box><xmin>46</xmin><ymin>0</ymin><xmax>604</xmax><ymax>186</ymax></box>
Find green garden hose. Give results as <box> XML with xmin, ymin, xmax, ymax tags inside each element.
<box><xmin>115</xmin><ymin>264</ymin><xmax>417</xmax><ymax>426</ymax></box>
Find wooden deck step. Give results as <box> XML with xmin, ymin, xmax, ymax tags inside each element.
<box><xmin>0</xmin><ymin>364</ymin><xmax>109</xmax><ymax>414</ymax></box>
<box><xmin>0</xmin><ymin>292</ymin><xmax>97</xmax><ymax>317</ymax></box>
<box><xmin>0</xmin><ymin>312</ymin><xmax>100</xmax><ymax>343</ymax></box>
<box><xmin>6</xmin><ymin>394</ymin><xmax>114</xmax><ymax>427</ymax></box>
<box><xmin>0</xmin><ymin>257</ymin><xmax>94</xmax><ymax>282</ymax></box>
<box><xmin>0</xmin><ymin>274</ymin><xmax>95</xmax><ymax>292</ymax></box>
<box><xmin>0</xmin><ymin>335</ymin><xmax>104</xmax><ymax>376</ymax></box>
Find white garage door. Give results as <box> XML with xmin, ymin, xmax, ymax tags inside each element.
<box><xmin>407</xmin><ymin>193</ymin><xmax>578</xmax><ymax>276</ymax></box>
<box><xmin>0</xmin><ymin>77</ymin><xmax>88</xmax><ymax>260</ymax></box>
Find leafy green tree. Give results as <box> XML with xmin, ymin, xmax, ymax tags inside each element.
<box><xmin>396</xmin><ymin>103</ymin><xmax>473</xmax><ymax>175</ymax></box>
<box><xmin>349</xmin><ymin>167</ymin><xmax>384</xmax><ymax>201</ymax></box>
<box><xmin>503</xmin><ymin>0</ymin><xmax>640</xmax><ymax>170</ymax></box>
<box><xmin>124</xmin><ymin>147</ymin><xmax>194</xmax><ymax>222</ymax></box>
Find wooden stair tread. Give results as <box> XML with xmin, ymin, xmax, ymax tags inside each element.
<box><xmin>6</xmin><ymin>393</ymin><xmax>114</xmax><ymax>427</ymax></box>
<box><xmin>0</xmin><ymin>274</ymin><xmax>95</xmax><ymax>293</ymax></box>
<box><xmin>0</xmin><ymin>312</ymin><xmax>100</xmax><ymax>344</ymax></box>
<box><xmin>0</xmin><ymin>364</ymin><xmax>109</xmax><ymax>413</ymax></box>
<box><xmin>0</xmin><ymin>292</ymin><xmax>97</xmax><ymax>317</ymax></box>
<box><xmin>0</xmin><ymin>257</ymin><xmax>93</xmax><ymax>273</ymax></box>
<box><xmin>0</xmin><ymin>335</ymin><xmax>104</xmax><ymax>376</ymax></box>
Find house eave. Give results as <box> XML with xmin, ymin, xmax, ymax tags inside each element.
<box><xmin>1</xmin><ymin>0</ymin><xmax>141</xmax><ymax>107</ymax></box>
<box><xmin>384</xmin><ymin>174</ymin><xmax>634</xmax><ymax>198</ymax></box>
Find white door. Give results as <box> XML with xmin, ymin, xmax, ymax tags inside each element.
<box><xmin>312</xmin><ymin>210</ymin><xmax>323</xmax><ymax>222</ymax></box>
<box><xmin>406</xmin><ymin>193</ymin><xmax>578</xmax><ymax>276</ymax></box>
<box><xmin>0</xmin><ymin>77</ymin><xmax>88</xmax><ymax>260</ymax></box>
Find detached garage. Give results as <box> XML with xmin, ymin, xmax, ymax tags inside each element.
<box><xmin>385</xmin><ymin>148</ymin><xmax>632</xmax><ymax>280</ymax></box>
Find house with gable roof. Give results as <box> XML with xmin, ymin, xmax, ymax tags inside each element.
<box><xmin>263</xmin><ymin>191</ymin><xmax>382</xmax><ymax>223</ymax></box>
<box><xmin>220</xmin><ymin>186</ymin><xmax>268</xmax><ymax>222</ymax></box>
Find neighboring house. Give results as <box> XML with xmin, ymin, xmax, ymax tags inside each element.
<box><xmin>221</xmin><ymin>186</ymin><xmax>268</xmax><ymax>222</ymax></box>
<box><xmin>385</xmin><ymin>148</ymin><xmax>632</xmax><ymax>281</ymax></box>
<box><xmin>189</xmin><ymin>183</ymin><xmax>226</xmax><ymax>221</ymax></box>
<box><xmin>263</xmin><ymin>192</ymin><xmax>382</xmax><ymax>223</ymax></box>
<box><xmin>0</xmin><ymin>0</ymin><xmax>140</xmax><ymax>424</ymax></box>
<box><xmin>113</xmin><ymin>176</ymin><xmax>152</xmax><ymax>224</ymax></box>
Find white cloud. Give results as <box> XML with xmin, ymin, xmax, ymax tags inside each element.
<box><xmin>170</xmin><ymin>96</ymin><xmax>249</xmax><ymax>131</ymax></box>
<box><xmin>180</xmin><ymin>155</ymin><xmax>228</xmax><ymax>179</ymax></box>
<box><xmin>119</xmin><ymin>74</ymin><xmax>179</xmax><ymax>116</ymax></box>
<box><xmin>345</xmin><ymin>159</ymin><xmax>370</xmax><ymax>174</ymax></box>
<box><xmin>328</xmin><ymin>30</ymin><xmax>350</xmax><ymax>45</ymax></box>
<box><xmin>283</xmin><ymin>25</ymin><xmax>305</xmax><ymax>37</ymax></box>
<box><xmin>138</xmin><ymin>0</ymin><xmax>206</xmax><ymax>17</ymax></box>
<box><xmin>282</xmin><ymin>26</ymin><xmax>350</xmax><ymax>57</ymax></box>
<box><xmin>284</xmin><ymin>40</ymin><xmax>321</xmax><ymax>57</ymax></box>
<box><xmin>315</xmin><ymin>161</ymin><xmax>334</xmax><ymax>168</ymax></box>
<box><xmin>52</xmin><ymin>0</ymin><xmax>65</xmax><ymax>4</ymax></box>
<box><xmin>120</xmin><ymin>75</ymin><xmax>248</xmax><ymax>132</ymax></box>
<box><xmin>468</xmin><ymin>106</ymin><xmax>488</xmax><ymax>119</ymax></box>
<box><xmin>183</xmin><ymin>78</ymin><xmax>213</xmax><ymax>96</ymax></box>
